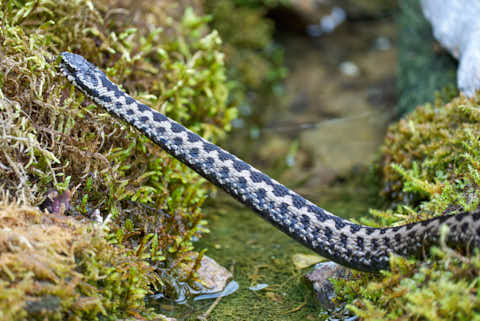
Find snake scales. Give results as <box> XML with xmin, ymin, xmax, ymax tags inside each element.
<box><xmin>60</xmin><ymin>52</ymin><xmax>480</xmax><ymax>272</ymax></box>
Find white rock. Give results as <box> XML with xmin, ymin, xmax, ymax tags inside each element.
<box><xmin>422</xmin><ymin>0</ymin><xmax>480</xmax><ymax>96</ymax></box>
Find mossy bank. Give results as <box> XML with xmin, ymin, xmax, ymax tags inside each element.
<box><xmin>336</xmin><ymin>94</ymin><xmax>480</xmax><ymax>321</ymax></box>
<box><xmin>1</xmin><ymin>0</ymin><xmax>236</xmax><ymax>319</ymax></box>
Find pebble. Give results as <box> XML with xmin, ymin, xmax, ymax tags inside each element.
<box><xmin>305</xmin><ymin>261</ymin><xmax>351</xmax><ymax>310</ymax></box>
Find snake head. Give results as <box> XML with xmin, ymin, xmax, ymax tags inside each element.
<box><xmin>60</xmin><ymin>52</ymin><xmax>94</xmax><ymax>78</ymax></box>
<box><xmin>59</xmin><ymin>52</ymin><xmax>103</xmax><ymax>98</ymax></box>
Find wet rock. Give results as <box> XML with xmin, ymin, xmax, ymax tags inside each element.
<box><xmin>153</xmin><ymin>253</ymin><xmax>235</xmax><ymax>304</ymax></box>
<box><xmin>278</xmin><ymin>19</ymin><xmax>394</xmax><ymax>178</ymax></box>
<box><xmin>193</xmin><ymin>254</ymin><xmax>232</xmax><ymax>293</ymax></box>
<box><xmin>167</xmin><ymin>253</ymin><xmax>234</xmax><ymax>303</ymax></box>
<box><xmin>305</xmin><ymin>261</ymin><xmax>350</xmax><ymax>310</ymax></box>
<box><xmin>299</xmin><ymin>107</ymin><xmax>388</xmax><ymax>175</ymax></box>
<box><xmin>421</xmin><ymin>0</ymin><xmax>480</xmax><ymax>97</ymax></box>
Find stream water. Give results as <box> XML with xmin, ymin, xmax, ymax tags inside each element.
<box><xmin>160</xmin><ymin>14</ymin><xmax>396</xmax><ymax>321</ymax></box>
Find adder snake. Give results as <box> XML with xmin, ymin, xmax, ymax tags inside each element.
<box><xmin>60</xmin><ymin>52</ymin><xmax>480</xmax><ymax>272</ymax></box>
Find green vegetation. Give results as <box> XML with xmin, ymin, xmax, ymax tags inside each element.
<box><xmin>0</xmin><ymin>204</ymin><xmax>154</xmax><ymax>321</ymax></box>
<box><xmin>182</xmin><ymin>179</ymin><xmax>376</xmax><ymax>321</ymax></box>
<box><xmin>380</xmin><ymin>94</ymin><xmax>480</xmax><ymax>213</ymax></box>
<box><xmin>334</xmin><ymin>94</ymin><xmax>480</xmax><ymax>320</ymax></box>
<box><xmin>0</xmin><ymin>0</ymin><xmax>237</xmax><ymax>319</ymax></box>
<box><xmin>168</xmin><ymin>205</ymin><xmax>323</xmax><ymax>320</ymax></box>
<box><xmin>154</xmin><ymin>168</ymin><xmax>379</xmax><ymax>320</ymax></box>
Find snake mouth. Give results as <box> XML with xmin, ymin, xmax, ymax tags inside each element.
<box><xmin>59</xmin><ymin>64</ymin><xmax>75</xmax><ymax>82</ymax></box>
<box><xmin>59</xmin><ymin>56</ymin><xmax>78</xmax><ymax>84</ymax></box>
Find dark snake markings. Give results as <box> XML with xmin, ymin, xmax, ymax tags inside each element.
<box><xmin>60</xmin><ymin>52</ymin><xmax>480</xmax><ymax>272</ymax></box>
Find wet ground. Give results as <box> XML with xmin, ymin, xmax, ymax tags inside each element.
<box><xmin>159</xmin><ymin>16</ymin><xmax>397</xmax><ymax>321</ymax></box>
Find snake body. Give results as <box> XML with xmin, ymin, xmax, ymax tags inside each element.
<box><xmin>60</xmin><ymin>52</ymin><xmax>480</xmax><ymax>272</ymax></box>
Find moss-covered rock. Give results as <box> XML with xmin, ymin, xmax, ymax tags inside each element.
<box><xmin>380</xmin><ymin>94</ymin><xmax>480</xmax><ymax>214</ymax></box>
<box><xmin>331</xmin><ymin>93</ymin><xmax>480</xmax><ymax>320</ymax></box>
<box><xmin>335</xmin><ymin>249</ymin><xmax>480</xmax><ymax>321</ymax></box>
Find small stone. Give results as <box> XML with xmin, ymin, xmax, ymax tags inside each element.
<box><xmin>339</xmin><ymin>61</ymin><xmax>360</xmax><ymax>77</ymax></box>
<box><xmin>188</xmin><ymin>254</ymin><xmax>232</xmax><ymax>293</ymax></box>
<box><xmin>305</xmin><ymin>261</ymin><xmax>351</xmax><ymax>310</ymax></box>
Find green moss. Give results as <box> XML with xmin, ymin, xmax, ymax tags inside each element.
<box><xmin>0</xmin><ymin>0</ymin><xmax>237</xmax><ymax>318</ymax></box>
<box><xmin>332</xmin><ymin>94</ymin><xmax>480</xmax><ymax>320</ymax></box>
<box><xmin>182</xmin><ymin>205</ymin><xmax>324</xmax><ymax>320</ymax></box>
<box><xmin>0</xmin><ymin>204</ymin><xmax>156</xmax><ymax>320</ymax></box>
<box><xmin>341</xmin><ymin>246</ymin><xmax>480</xmax><ymax>321</ymax></box>
<box><xmin>380</xmin><ymin>94</ymin><xmax>480</xmax><ymax>213</ymax></box>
